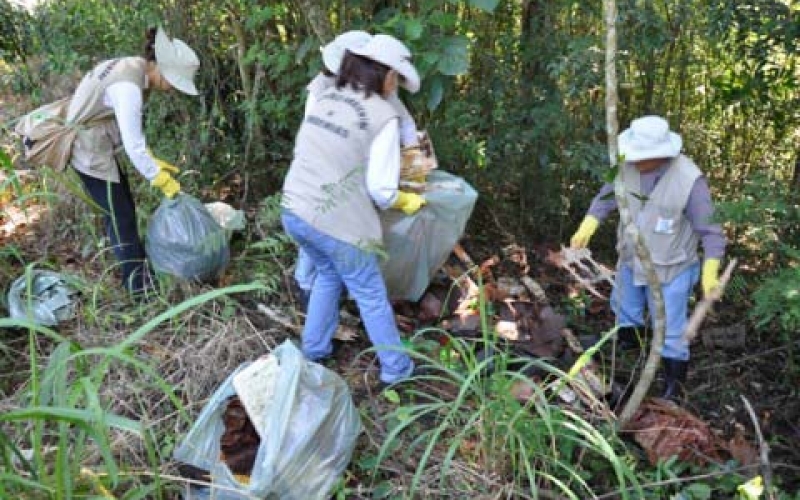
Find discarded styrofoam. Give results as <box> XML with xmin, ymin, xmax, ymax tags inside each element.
<box><xmin>204</xmin><ymin>202</ymin><xmax>246</xmax><ymax>240</ymax></box>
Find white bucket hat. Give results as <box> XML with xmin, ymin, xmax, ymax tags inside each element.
<box><xmin>618</xmin><ymin>115</ymin><xmax>683</xmax><ymax>162</ymax></box>
<box><xmin>350</xmin><ymin>34</ymin><xmax>420</xmax><ymax>93</ymax></box>
<box><xmin>154</xmin><ymin>27</ymin><xmax>200</xmax><ymax>96</ymax></box>
<box><xmin>321</xmin><ymin>30</ymin><xmax>372</xmax><ymax>74</ymax></box>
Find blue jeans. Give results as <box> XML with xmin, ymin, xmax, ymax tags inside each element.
<box><xmin>294</xmin><ymin>248</ymin><xmax>317</xmax><ymax>292</ymax></box>
<box><xmin>611</xmin><ymin>262</ymin><xmax>700</xmax><ymax>361</ymax></box>
<box><xmin>281</xmin><ymin>210</ymin><xmax>414</xmax><ymax>383</ymax></box>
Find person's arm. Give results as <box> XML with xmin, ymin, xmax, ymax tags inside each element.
<box><xmin>386</xmin><ymin>92</ymin><xmax>418</xmax><ymax>147</ymax></box>
<box><xmin>685</xmin><ymin>176</ymin><xmax>726</xmax><ymax>259</ymax></box>
<box><xmin>104</xmin><ymin>81</ymin><xmax>159</xmax><ymax>180</ymax></box>
<box><xmin>366</xmin><ymin>117</ymin><xmax>402</xmax><ymax>209</ymax></box>
<box><xmin>570</xmin><ymin>182</ymin><xmax>616</xmax><ymax>248</ymax></box>
<box><xmin>586</xmin><ymin>183</ymin><xmax>617</xmax><ymax>222</ymax></box>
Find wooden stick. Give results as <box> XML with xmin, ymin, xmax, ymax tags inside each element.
<box><xmin>740</xmin><ymin>395</ymin><xmax>775</xmax><ymax>499</ymax></box>
<box><xmin>683</xmin><ymin>259</ymin><xmax>738</xmax><ymax>344</ymax></box>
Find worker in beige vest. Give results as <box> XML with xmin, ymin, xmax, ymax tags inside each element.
<box><xmin>293</xmin><ymin>30</ymin><xmax>422</xmax><ymax>307</ymax></box>
<box><xmin>281</xmin><ymin>34</ymin><xmax>424</xmax><ymax>385</ymax></box>
<box><xmin>65</xmin><ymin>27</ymin><xmax>199</xmax><ymax>294</ymax></box>
<box><xmin>570</xmin><ymin>115</ymin><xmax>727</xmax><ymax>402</ymax></box>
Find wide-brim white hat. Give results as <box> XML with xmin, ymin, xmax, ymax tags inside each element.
<box><xmin>155</xmin><ymin>27</ymin><xmax>200</xmax><ymax>96</ymax></box>
<box><xmin>350</xmin><ymin>34</ymin><xmax>420</xmax><ymax>93</ymax></box>
<box><xmin>618</xmin><ymin>115</ymin><xmax>682</xmax><ymax>162</ymax></box>
<box><xmin>321</xmin><ymin>30</ymin><xmax>372</xmax><ymax>74</ymax></box>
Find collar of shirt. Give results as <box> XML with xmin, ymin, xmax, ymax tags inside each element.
<box><xmin>640</xmin><ymin>162</ymin><xmax>671</xmax><ymax>192</ymax></box>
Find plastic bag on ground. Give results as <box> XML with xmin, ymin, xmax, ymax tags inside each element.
<box><xmin>146</xmin><ymin>194</ymin><xmax>230</xmax><ymax>282</ymax></box>
<box><xmin>7</xmin><ymin>269</ymin><xmax>78</xmax><ymax>326</ymax></box>
<box><xmin>380</xmin><ymin>170</ymin><xmax>478</xmax><ymax>301</ymax></box>
<box><xmin>173</xmin><ymin>340</ymin><xmax>362</xmax><ymax>500</ymax></box>
<box><xmin>204</xmin><ymin>201</ymin><xmax>246</xmax><ymax>241</ymax></box>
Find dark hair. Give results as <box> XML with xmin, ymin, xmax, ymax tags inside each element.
<box><xmin>335</xmin><ymin>51</ymin><xmax>390</xmax><ymax>98</ymax></box>
<box><xmin>143</xmin><ymin>27</ymin><xmax>157</xmax><ymax>61</ymax></box>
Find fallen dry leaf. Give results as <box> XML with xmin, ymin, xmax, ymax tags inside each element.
<box><xmin>624</xmin><ymin>399</ymin><xmax>724</xmax><ymax>466</ymax></box>
<box><xmin>727</xmin><ymin>423</ymin><xmax>759</xmax><ymax>466</ymax></box>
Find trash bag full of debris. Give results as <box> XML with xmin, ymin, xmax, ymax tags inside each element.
<box><xmin>7</xmin><ymin>269</ymin><xmax>78</xmax><ymax>326</ymax></box>
<box><xmin>380</xmin><ymin>170</ymin><xmax>478</xmax><ymax>302</ymax></box>
<box><xmin>173</xmin><ymin>340</ymin><xmax>362</xmax><ymax>500</ymax></box>
<box><xmin>146</xmin><ymin>194</ymin><xmax>230</xmax><ymax>282</ymax></box>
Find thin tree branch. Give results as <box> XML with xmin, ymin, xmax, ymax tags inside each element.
<box><xmin>741</xmin><ymin>395</ymin><xmax>775</xmax><ymax>500</ymax></box>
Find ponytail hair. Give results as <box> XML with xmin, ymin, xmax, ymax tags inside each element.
<box><xmin>143</xmin><ymin>27</ymin><xmax>157</xmax><ymax>61</ymax></box>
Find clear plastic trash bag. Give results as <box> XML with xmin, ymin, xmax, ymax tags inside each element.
<box><xmin>7</xmin><ymin>270</ymin><xmax>78</xmax><ymax>326</ymax></box>
<box><xmin>204</xmin><ymin>201</ymin><xmax>246</xmax><ymax>241</ymax></box>
<box><xmin>146</xmin><ymin>194</ymin><xmax>230</xmax><ymax>282</ymax></box>
<box><xmin>174</xmin><ymin>340</ymin><xmax>362</xmax><ymax>500</ymax></box>
<box><xmin>380</xmin><ymin>170</ymin><xmax>478</xmax><ymax>301</ymax></box>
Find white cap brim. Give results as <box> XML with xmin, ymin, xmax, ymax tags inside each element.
<box><xmin>155</xmin><ymin>27</ymin><xmax>200</xmax><ymax>96</ymax></box>
<box><xmin>394</xmin><ymin>60</ymin><xmax>420</xmax><ymax>93</ymax></box>
<box><xmin>350</xmin><ymin>34</ymin><xmax>421</xmax><ymax>94</ymax></box>
<box><xmin>618</xmin><ymin>129</ymin><xmax>682</xmax><ymax>161</ymax></box>
<box><xmin>321</xmin><ymin>30</ymin><xmax>372</xmax><ymax>74</ymax></box>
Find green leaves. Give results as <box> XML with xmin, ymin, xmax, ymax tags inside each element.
<box><xmin>448</xmin><ymin>0</ymin><xmax>500</xmax><ymax>12</ymax></box>
<box><xmin>467</xmin><ymin>0</ymin><xmax>500</xmax><ymax>12</ymax></box>
<box><xmin>404</xmin><ymin>18</ymin><xmax>424</xmax><ymax>40</ymax></box>
<box><xmin>426</xmin><ymin>75</ymin><xmax>445</xmax><ymax>111</ymax></box>
<box><xmin>436</xmin><ymin>36</ymin><xmax>470</xmax><ymax>76</ymax></box>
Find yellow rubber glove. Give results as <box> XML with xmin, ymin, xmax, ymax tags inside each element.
<box><xmin>151</xmin><ymin>170</ymin><xmax>181</xmax><ymax>199</ymax></box>
<box><xmin>737</xmin><ymin>475</ymin><xmax>763</xmax><ymax>500</ymax></box>
<box><xmin>154</xmin><ymin>157</ymin><xmax>180</xmax><ymax>175</ymax></box>
<box><xmin>392</xmin><ymin>191</ymin><xmax>426</xmax><ymax>215</ymax></box>
<box><xmin>702</xmin><ymin>258</ymin><xmax>721</xmax><ymax>298</ymax></box>
<box><xmin>570</xmin><ymin>215</ymin><xmax>600</xmax><ymax>248</ymax></box>
<box><xmin>147</xmin><ymin>149</ymin><xmax>181</xmax><ymax>175</ymax></box>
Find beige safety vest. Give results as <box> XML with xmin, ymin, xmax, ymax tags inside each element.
<box><xmin>616</xmin><ymin>155</ymin><xmax>702</xmax><ymax>284</ymax></box>
<box><xmin>282</xmin><ymin>87</ymin><xmax>398</xmax><ymax>248</ymax></box>
<box><xmin>67</xmin><ymin>57</ymin><xmax>147</xmax><ymax>182</ymax></box>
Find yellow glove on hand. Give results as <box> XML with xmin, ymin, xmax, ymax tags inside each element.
<box><xmin>154</xmin><ymin>157</ymin><xmax>180</xmax><ymax>175</ymax></box>
<box><xmin>147</xmin><ymin>149</ymin><xmax>181</xmax><ymax>175</ymax></box>
<box><xmin>151</xmin><ymin>171</ymin><xmax>181</xmax><ymax>199</ymax></box>
<box><xmin>392</xmin><ymin>191</ymin><xmax>426</xmax><ymax>215</ymax></box>
<box><xmin>702</xmin><ymin>258</ymin><xmax>721</xmax><ymax>298</ymax></box>
<box><xmin>570</xmin><ymin>215</ymin><xmax>600</xmax><ymax>248</ymax></box>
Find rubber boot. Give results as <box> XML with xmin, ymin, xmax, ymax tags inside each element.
<box><xmin>617</xmin><ymin>326</ymin><xmax>646</xmax><ymax>350</ymax></box>
<box><xmin>661</xmin><ymin>357</ymin><xmax>688</xmax><ymax>402</ymax></box>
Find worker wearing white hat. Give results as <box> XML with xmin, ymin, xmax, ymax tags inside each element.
<box><xmin>294</xmin><ymin>31</ymin><xmax>422</xmax><ymax>305</ymax></box>
<box><xmin>63</xmin><ymin>26</ymin><xmax>200</xmax><ymax>294</ymax></box>
<box><xmin>282</xmin><ymin>34</ymin><xmax>424</xmax><ymax>385</ymax></box>
<box><xmin>569</xmin><ymin>115</ymin><xmax>727</xmax><ymax>402</ymax></box>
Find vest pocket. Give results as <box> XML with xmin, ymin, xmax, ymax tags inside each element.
<box><xmin>643</xmin><ymin>208</ymin><xmax>689</xmax><ymax>266</ymax></box>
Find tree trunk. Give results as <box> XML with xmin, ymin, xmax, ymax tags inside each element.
<box><xmin>604</xmin><ymin>0</ymin><xmax>666</xmax><ymax>428</ymax></box>
<box><xmin>295</xmin><ymin>0</ymin><xmax>332</xmax><ymax>43</ymax></box>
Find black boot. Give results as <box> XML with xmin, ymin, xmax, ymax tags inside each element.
<box><xmin>661</xmin><ymin>358</ymin><xmax>688</xmax><ymax>402</ymax></box>
<box><xmin>617</xmin><ymin>326</ymin><xmax>647</xmax><ymax>350</ymax></box>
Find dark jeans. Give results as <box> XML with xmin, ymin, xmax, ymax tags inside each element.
<box><xmin>75</xmin><ymin>168</ymin><xmax>148</xmax><ymax>293</ymax></box>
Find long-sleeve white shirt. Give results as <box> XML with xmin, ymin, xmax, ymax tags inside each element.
<box><xmin>103</xmin><ymin>80</ymin><xmax>159</xmax><ymax>180</ymax></box>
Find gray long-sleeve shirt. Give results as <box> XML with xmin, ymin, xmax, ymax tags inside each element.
<box><xmin>587</xmin><ymin>163</ymin><xmax>727</xmax><ymax>259</ymax></box>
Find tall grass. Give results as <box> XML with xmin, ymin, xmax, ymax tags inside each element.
<box><xmin>0</xmin><ymin>281</ymin><xmax>266</xmax><ymax>498</ymax></box>
<box><xmin>370</xmin><ymin>287</ymin><xmax>642</xmax><ymax>499</ymax></box>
